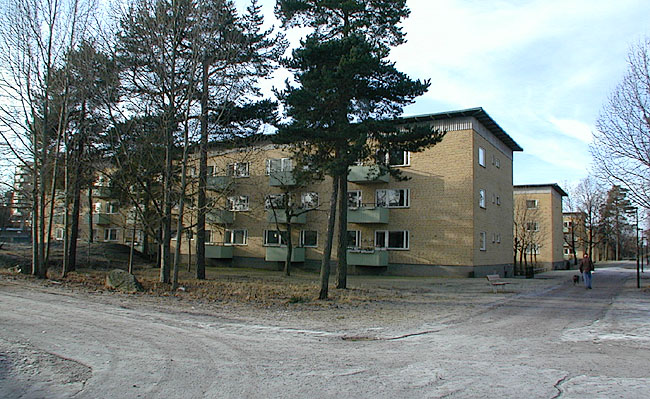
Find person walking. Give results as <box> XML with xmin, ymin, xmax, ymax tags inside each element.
<box><xmin>579</xmin><ymin>253</ymin><xmax>593</xmax><ymax>289</ymax></box>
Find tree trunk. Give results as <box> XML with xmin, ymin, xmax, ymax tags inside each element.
<box><xmin>284</xmin><ymin>207</ymin><xmax>292</xmax><ymax>276</ymax></box>
<box><xmin>336</xmin><ymin>174</ymin><xmax>348</xmax><ymax>289</ymax></box>
<box><xmin>319</xmin><ymin>177</ymin><xmax>338</xmax><ymax>300</ymax></box>
<box><xmin>195</xmin><ymin>59</ymin><xmax>209</xmax><ymax>280</ymax></box>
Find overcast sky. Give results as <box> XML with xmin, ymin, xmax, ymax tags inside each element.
<box><xmin>247</xmin><ymin>0</ymin><xmax>650</xmax><ymax>190</ymax></box>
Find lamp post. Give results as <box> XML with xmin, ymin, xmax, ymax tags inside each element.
<box><xmin>625</xmin><ymin>206</ymin><xmax>640</xmax><ymax>289</ymax></box>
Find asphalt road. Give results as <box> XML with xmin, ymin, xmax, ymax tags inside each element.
<box><xmin>1</xmin><ymin>263</ymin><xmax>649</xmax><ymax>398</ymax></box>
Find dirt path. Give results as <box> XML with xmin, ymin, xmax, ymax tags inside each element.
<box><xmin>1</xmin><ymin>264</ymin><xmax>649</xmax><ymax>398</ymax></box>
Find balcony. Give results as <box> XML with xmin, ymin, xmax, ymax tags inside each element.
<box><xmin>94</xmin><ymin>186</ymin><xmax>112</xmax><ymax>198</ymax></box>
<box><xmin>265</xmin><ymin>246</ymin><xmax>305</xmax><ymax>262</ymax></box>
<box><xmin>347</xmin><ymin>249</ymin><xmax>389</xmax><ymax>266</ymax></box>
<box><xmin>269</xmin><ymin>171</ymin><xmax>296</xmax><ymax>187</ymax></box>
<box><xmin>206</xmin><ymin>176</ymin><xmax>232</xmax><ymax>191</ymax></box>
<box><xmin>348</xmin><ymin>165</ymin><xmax>389</xmax><ymax>184</ymax></box>
<box><xmin>266</xmin><ymin>209</ymin><xmax>306</xmax><ymax>224</ymax></box>
<box><xmin>93</xmin><ymin>213</ymin><xmax>111</xmax><ymax>225</ymax></box>
<box><xmin>207</xmin><ymin>209</ymin><xmax>234</xmax><ymax>224</ymax></box>
<box><xmin>347</xmin><ymin>206</ymin><xmax>389</xmax><ymax>224</ymax></box>
<box><xmin>205</xmin><ymin>244</ymin><xmax>233</xmax><ymax>259</ymax></box>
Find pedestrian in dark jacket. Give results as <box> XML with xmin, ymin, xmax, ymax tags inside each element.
<box><xmin>579</xmin><ymin>253</ymin><xmax>594</xmax><ymax>289</ymax></box>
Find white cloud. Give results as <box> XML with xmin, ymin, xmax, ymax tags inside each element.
<box><xmin>548</xmin><ymin>118</ymin><xmax>594</xmax><ymax>144</ymax></box>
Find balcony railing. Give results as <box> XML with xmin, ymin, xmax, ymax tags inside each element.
<box><xmin>348</xmin><ymin>165</ymin><xmax>389</xmax><ymax>184</ymax></box>
<box><xmin>94</xmin><ymin>186</ymin><xmax>112</xmax><ymax>198</ymax></box>
<box><xmin>266</xmin><ymin>209</ymin><xmax>306</xmax><ymax>224</ymax></box>
<box><xmin>347</xmin><ymin>205</ymin><xmax>389</xmax><ymax>224</ymax></box>
<box><xmin>268</xmin><ymin>170</ymin><xmax>296</xmax><ymax>187</ymax></box>
<box><xmin>205</xmin><ymin>244</ymin><xmax>233</xmax><ymax>259</ymax></box>
<box><xmin>347</xmin><ymin>248</ymin><xmax>389</xmax><ymax>266</ymax></box>
<box><xmin>265</xmin><ymin>246</ymin><xmax>305</xmax><ymax>262</ymax></box>
<box><xmin>207</xmin><ymin>209</ymin><xmax>234</xmax><ymax>224</ymax></box>
<box><xmin>93</xmin><ymin>213</ymin><xmax>111</xmax><ymax>225</ymax></box>
<box><xmin>206</xmin><ymin>176</ymin><xmax>232</xmax><ymax>191</ymax></box>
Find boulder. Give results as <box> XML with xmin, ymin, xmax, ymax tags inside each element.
<box><xmin>106</xmin><ymin>269</ymin><xmax>143</xmax><ymax>293</ymax></box>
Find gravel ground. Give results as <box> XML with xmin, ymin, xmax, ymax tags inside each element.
<box><xmin>1</xmin><ymin>262</ymin><xmax>649</xmax><ymax>398</ymax></box>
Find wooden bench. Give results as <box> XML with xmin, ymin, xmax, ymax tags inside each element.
<box><xmin>486</xmin><ymin>274</ymin><xmax>511</xmax><ymax>293</ymax></box>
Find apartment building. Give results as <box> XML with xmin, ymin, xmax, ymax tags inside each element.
<box><xmin>563</xmin><ymin>211</ymin><xmax>586</xmax><ymax>265</ymax></box>
<box><xmin>178</xmin><ymin>108</ymin><xmax>522</xmax><ymax>277</ymax></box>
<box><xmin>513</xmin><ymin>184</ymin><xmax>567</xmax><ymax>271</ymax></box>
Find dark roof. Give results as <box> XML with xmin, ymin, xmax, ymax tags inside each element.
<box><xmin>514</xmin><ymin>183</ymin><xmax>568</xmax><ymax>197</ymax></box>
<box><xmin>399</xmin><ymin>107</ymin><xmax>523</xmax><ymax>152</ymax></box>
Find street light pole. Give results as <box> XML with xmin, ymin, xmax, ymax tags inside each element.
<box><xmin>625</xmin><ymin>206</ymin><xmax>641</xmax><ymax>289</ymax></box>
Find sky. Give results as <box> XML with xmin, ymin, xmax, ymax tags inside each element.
<box><xmin>244</xmin><ymin>0</ymin><xmax>650</xmax><ymax>190</ymax></box>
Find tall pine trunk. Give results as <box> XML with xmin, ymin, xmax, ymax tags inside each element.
<box><xmin>195</xmin><ymin>59</ymin><xmax>209</xmax><ymax>280</ymax></box>
<box><xmin>319</xmin><ymin>176</ymin><xmax>339</xmax><ymax>299</ymax></box>
<box><xmin>336</xmin><ymin>174</ymin><xmax>348</xmax><ymax>289</ymax></box>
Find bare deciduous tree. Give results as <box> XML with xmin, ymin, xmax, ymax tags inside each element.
<box><xmin>592</xmin><ymin>38</ymin><xmax>650</xmax><ymax>211</ymax></box>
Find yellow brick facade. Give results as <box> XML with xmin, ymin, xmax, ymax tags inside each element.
<box><xmin>513</xmin><ymin>185</ymin><xmax>567</xmax><ymax>271</ymax></box>
<box><xmin>175</xmin><ymin>109</ymin><xmax>521</xmax><ymax>277</ymax></box>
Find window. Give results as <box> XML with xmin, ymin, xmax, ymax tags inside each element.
<box><xmin>496</xmin><ymin>196</ymin><xmax>501</xmax><ymax>206</ymax></box>
<box><xmin>479</xmin><ymin>232</ymin><xmax>486</xmax><ymax>251</ymax></box>
<box><xmin>496</xmin><ymin>233</ymin><xmax>501</xmax><ymax>243</ymax></box>
<box><xmin>205</xmin><ymin>230</ymin><xmax>213</xmax><ymax>244</ymax></box>
<box><xmin>104</xmin><ymin>228</ymin><xmax>119</xmax><ymax>242</ymax></box>
<box><xmin>495</xmin><ymin>157</ymin><xmax>501</xmax><ymax>168</ymax></box>
<box><xmin>55</xmin><ymin>228</ymin><xmax>64</xmax><ymax>240</ymax></box>
<box><xmin>526</xmin><ymin>199</ymin><xmax>538</xmax><ymax>209</ymax></box>
<box><xmin>348</xmin><ymin>190</ymin><xmax>362</xmax><ymax>208</ymax></box>
<box><xmin>525</xmin><ymin>244</ymin><xmax>540</xmax><ymax>255</ymax></box>
<box><xmin>526</xmin><ymin>222</ymin><xmax>539</xmax><ymax>232</ymax></box>
<box><xmin>266</xmin><ymin>158</ymin><xmax>293</xmax><ymax>174</ymax></box>
<box><xmin>564</xmin><ymin>221</ymin><xmax>572</xmax><ymax>228</ymax></box>
<box><xmin>376</xmin><ymin>189</ymin><xmax>409</xmax><ymax>208</ymax></box>
<box><xmin>227</xmin><ymin>162</ymin><xmax>249</xmax><ymax>178</ymax></box>
<box><xmin>207</xmin><ymin>165</ymin><xmax>215</xmax><ymax>176</ymax></box>
<box><xmin>388</xmin><ymin>150</ymin><xmax>410</xmax><ymax>166</ymax></box>
<box><xmin>492</xmin><ymin>233</ymin><xmax>501</xmax><ymax>243</ymax></box>
<box><xmin>300</xmin><ymin>230</ymin><xmax>318</xmax><ymax>247</ymax></box>
<box><xmin>564</xmin><ymin>248</ymin><xmax>571</xmax><ymax>255</ymax></box>
<box><xmin>264</xmin><ymin>230</ymin><xmax>287</xmax><ymax>246</ymax></box>
<box><xmin>375</xmin><ymin>230</ymin><xmax>409</xmax><ymax>250</ymax></box>
<box><xmin>228</xmin><ymin>196</ymin><xmax>249</xmax><ymax>211</ymax></box>
<box><xmin>301</xmin><ymin>192</ymin><xmax>319</xmax><ymax>209</ymax></box>
<box><xmin>265</xmin><ymin>194</ymin><xmax>287</xmax><ymax>209</ymax></box>
<box><xmin>107</xmin><ymin>202</ymin><xmax>119</xmax><ymax>214</ymax></box>
<box><xmin>478</xmin><ymin>147</ymin><xmax>486</xmax><ymax>167</ymax></box>
<box><xmin>224</xmin><ymin>229</ymin><xmax>247</xmax><ymax>245</ymax></box>
<box><xmin>93</xmin><ymin>202</ymin><xmax>102</xmax><ymax>212</ymax></box>
<box><xmin>347</xmin><ymin>230</ymin><xmax>361</xmax><ymax>248</ymax></box>
<box><xmin>479</xmin><ymin>189</ymin><xmax>486</xmax><ymax>209</ymax></box>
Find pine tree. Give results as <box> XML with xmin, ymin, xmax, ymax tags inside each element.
<box><xmin>275</xmin><ymin>0</ymin><xmax>444</xmax><ymax>298</ymax></box>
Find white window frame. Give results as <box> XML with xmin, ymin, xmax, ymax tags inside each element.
<box><xmin>479</xmin><ymin>189</ymin><xmax>486</xmax><ymax>209</ymax></box>
<box><xmin>93</xmin><ymin>202</ymin><xmax>102</xmax><ymax>212</ymax></box>
<box><xmin>265</xmin><ymin>158</ymin><xmax>293</xmax><ymax>175</ymax></box>
<box><xmin>55</xmin><ymin>227</ymin><xmax>64</xmax><ymax>240</ymax></box>
<box><xmin>265</xmin><ymin>194</ymin><xmax>287</xmax><ymax>209</ymax></box>
<box><xmin>347</xmin><ymin>230</ymin><xmax>361</xmax><ymax>248</ymax></box>
<box><xmin>227</xmin><ymin>195</ymin><xmax>250</xmax><ymax>211</ymax></box>
<box><xmin>104</xmin><ymin>228</ymin><xmax>119</xmax><ymax>242</ymax></box>
<box><xmin>375</xmin><ymin>230</ymin><xmax>409</xmax><ymax>250</ymax></box>
<box><xmin>479</xmin><ymin>231</ymin><xmax>487</xmax><ymax>251</ymax></box>
<box><xmin>224</xmin><ymin>229</ymin><xmax>248</xmax><ymax>245</ymax></box>
<box><xmin>301</xmin><ymin>192</ymin><xmax>319</xmax><ymax>209</ymax></box>
<box><xmin>263</xmin><ymin>230</ymin><xmax>286</xmax><ymax>246</ymax></box>
<box><xmin>478</xmin><ymin>147</ymin><xmax>486</xmax><ymax>167</ymax></box>
<box><xmin>564</xmin><ymin>247</ymin><xmax>571</xmax><ymax>255</ymax></box>
<box><xmin>526</xmin><ymin>199</ymin><xmax>538</xmax><ymax>209</ymax></box>
<box><xmin>387</xmin><ymin>150</ymin><xmax>410</xmax><ymax>167</ymax></box>
<box><xmin>348</xmin><ymin>190</ymin><xmax>362</xmax><ymax>208</ymax></box>
<box><xmin>205</xmin><ymin>230</ymin><xmax>213</xmax><ymax>244</ymax></box>
<box><xmin>227</xmin><ymin>162</ymin><xmax>250</xmax><ymax>178</ymax></box>
<box><xmin>526</xmin><ymin>221</ymin><xmax>539</xmax><ymax>232</ymax></box>
<box><xmin>496</xmin><ymin>195</ymin><xmax>501</xmax><ymax>206</ymax></box>
<box><xmin>376</xmin><ymin>188</ymin><xmax>410</xmax><ymax>208</ymax></box>
<box><xmin>107</xmin><ymin>202</ymin><xmax>119</xmax><ymax>214</ymax></box>
<box><xmin>525</xmin><ymin>244</ymin><xmax>540</xmax><ymax>255</ymax></box>
<box><xmin>300</xmin><ymin>230</ymin><xmax>318</xmax><ymax>248</ymax></box>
